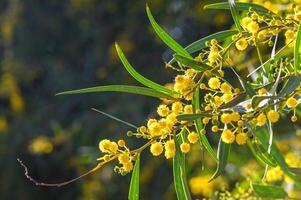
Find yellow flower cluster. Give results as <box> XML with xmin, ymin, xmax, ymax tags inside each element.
<box><xmin>94</xmin><ymin>0</ymin><xmax>301</xmax><ymax>180</ymax></box>
<box><xmin>98</xmin><ymin>138</ymin><xmax>135</xmax><ymax>174</ymax></box>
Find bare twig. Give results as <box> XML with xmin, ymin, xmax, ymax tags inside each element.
<box><xmin>17</xmin><ymin>158</ymin><xmax>106</xmax><ymax>187</ymax></box>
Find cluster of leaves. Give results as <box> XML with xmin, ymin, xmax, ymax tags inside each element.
<box><xmin>36</xmin><ymin>0</ymin><xmax>301</xmax><ymax>199</ymax></box>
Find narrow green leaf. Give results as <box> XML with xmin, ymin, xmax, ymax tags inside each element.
<box><xmin>115</xmin><ymin>43</ymin><xmax>179</xmax><ymax>96</ymax></box>
<box><xmin>185</xmin><ymin>30</ymin><xmax>237</xmax><ymax>54</ymax></box>
<box><xmin>56</xmin><ymin>85</ymin><xmax>175</xmax><ymax>100</ymax></box>
<box><xmin>232</xmin><ymin>69</ymin><xmax>256</xmax><ymax>97</ymax></box>
<box><xmin>251</xmin><ymin>95</ymin><xmax>275</xmax><ymax>109</ymax></box>
<box><xmin>251</xmin><ymin>182</ymin><xmax>287</xmax><ymax>198</ymax></box>
<box><xmin>278</xmin><ymin>75</ymin><xmax>301</xmax><ymax>98</ymax></box>
<box><xmin>254</xmin><ymin>127</ymin><xmax>301</xmax><ymax>187</ymax></box>
<box><xmin>173</xmin><ymin>129</ymin><xmax>192</xmax><ymax>200</ymax></box>
<box><xmin>254</xmin><ymin>128</ymin><xmax>288</xmax><ymax>169</ymax></box>
<box><xmin>177</xmin><ymin>113</ymin><xmax>213</xmax><ymax>121</ymax></box>
<box><xmin>169</xmin><ymin>30</ymin><xmax>237</xmax><ymax>64</ymax></box>
<box><xmin>269</xmin><ymin>64</ymin><xmax>282</xmax><ymax>94</ymax></box>
<box><xmin>146</xmin><ymin>5</ymin><xmax>191</xmax><ymax>58</ymax></box>
<box><xmin>294</xmin><ymin>23</ymin><xmax>301</xmax><ymax>73</ymax></box>
<box><xmin>228</xmin><ymin>0</ymin><xmax>242</xmax><ymax>32</ymax></box>
<box><xmin>247</xmin><ymin>140</ymin><xmax>277</xmax><ymax>167</ymax></box>
<box><xmin>128</xmin><ymin>156</ymin><xmax>140</xmax><ymax>200</ymax></box>
<box><xmin>209</xmin><ymin>138</ymin><xmax>231</xmax><ymax>182</ymax></box>
<box><xmin>204</xmin><ymin>2</ymin><xmax>274</xmax><ymax>14</ymax></box>
<box><xmin>192</xmin><ymin>87</ymin><xmax>218</xmax><ymax>161</ymax></box>
<box><xmin>92</xmin><ymin>108</ymin><xmax>138</xmax><ymax>129</ymax></box>
<box><xmin>289</xmin><ymin>167</ymin><xmax>301</xmax><ymax>177</ymax></box>
<box><xmin>174</xmin><ymin>54</ymin><xmax>212</xmax><ymax>72</ymax></box>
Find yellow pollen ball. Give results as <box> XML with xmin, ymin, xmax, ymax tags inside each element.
<box><xmin>200</xmin><ymin>83</ymin><xmax>206</xmax><ymax>89</ymax></box>
<box><xmin>214</xmin><ymin>96</ymin><xmax>224</xmax><ymax>107</ymax></box>
<box><xmin>202</xmin><ymin>117</ymin><xmax>210</xmax><ymax>124</ymax></box>
<box><xmin>118</xmin><ymin>153</ymin><xmax>130</xmax><ymax>164</ymax></box>
<box><xmin>148</xmin><ymin>122</ymin><xmax>163</xmax><ymax>137</ymax></box>
<box><xmin>180</xmin><ymin>143</ymin><xmax>190</xmax><ymax>153</ymax></box>
<box><xmin>241</xmin><ymin>17</ymin><xmax>252</xmax><ymax>29</ymax></box>
<box><xmin>212</xmin><ymin>125</ymin><xmax>219</xmax><ymax>133</ymax></box>
<box><xmin>258</xmin><ymin>30</ymin><xmax>268</xmax><ymax>41</ymax></box>
<box><xmin>184</xmin><ymin>105</ymin><xmax>193</xmax><ymax>114</ymax></box>
<box><xmin>150</xmin><ymin>142</ymin><xmax>163</xmax><ymax>156</ymax></box>
<box><xmin>285</xmin><ymin>30</ymin><xmax>295</xmax><ymax>40</ymax></box>
<box><xmin>157</xmin><ymin>105</ymin><xmax>170</xmax><ymax>117</ymax></box>
<box><xmin>286</xmin><ymin>97</ymin><xmax>298</xmax><ymax>108</ymax></box>
<box><xmin>166</xmin><ymin>113</ymin><xmax>177</xmax><ymax>125</ymax></box>
<box><xmin>235</xmin><ymin>38</ymin><xmax>248</xmax><ymax>51</ymax></box>
<box><xmin>164</xmin><ymin>140</ymin><xmax>176</xmax><ymax>159</ymax></box>
<box><xmin>185</xmin><ymin>69</ymin><xmax>196</xmax><ymax>78</ymax></box>
<box><xmin>256</xmin><ymin>113</ymin><xmax>267</xmax><ymax>127</ymax></box>
<box><xmin>221</xmin><ymin>93</ymin><xmax>233</xmax><ymax>103</ymax></box>
<box><xmin>291</xmin><ymin>115</ymin><xmax>298</xmax><ymax>122</ymax></box>
<box><xmin>267</xmin><ymin>110</ymin><xmax>280</xmax><ymax>123</ymax></box>
<box><xmin>208</xmin><ymin>77</ymin><xmax>221</xmax><ymax>89</ymax></box>
<box><xmin>187</xmin><ymin>132</ymin><xmax>199</xmax><ymax>144</ymax></box>
<box><xmin>247</xmin><ymin>21</ymin><xmax>259</xmax><ymax>33</ymax></box>
<box><xmin>118</xmin><ymin>139</ymin><xmax>126</xmax><ymax>147</ymax></box>
<box><xmin>221</xmin><ymin>113</ymin><xmax>232</xmax><ymax>124</ymax></box>
<box><xmin>138</xmin><ymin>126</ymin><xmax>147</xmax><ymax>133</ymax></box>
<box><xmin>220</xmin><ymin>82</ymin><xmax>231</xmax><ymax>93</ymax></box>
<box><xmin>172</xmin><ymin>101</ymin><xmax>183</xmax><ymax>114</ymax></box>
<box><xmin>99</xmin><ymin>140</ymin><xmax>118</xmax><ymax>153</ymax></box>
<box><xmin>221</xmin><ymin>129</ymin><xmax>235</xmax><ymax>144</ymax></box>
<box><xmin>237</xmin><ymin>120</ymin><xmax>244</xmax><ymax>127</ymax></box>
<box><xmin>210</xmin><ymin>39</ymin><xmax>218</xmax><ymax>46</ymax></box>
<box><xmin>208</xmin><ymin>52</ymin><xmax>219</xmax><ymax>64</ymax></box>
<box><xmin>123</xmin><ymin>161</ymin><xmax>133</xmax><ymax>172</ymax></box>
<box><xmin>147</xmin><ymin>119</ymin><xmax>157</xmax><ymax>128</ymax></box>
<box><xmin>258</xmin><ymin>88</ymin><xmax>267</xmax><ymax>95</ymax></box>
<box><xmin>236</xmin><ymin>133</ymin><xmax>247</xmax><ymax>145</ymax></box>
<box><xmin>231</xmin><ymin>112</ymin><xmax>240</xmax><ymax>122</ymax></box>
<box><xmin>109</xmin><ymin>142</ymin><xmax>118</xmax><ymax>153</ymax></box>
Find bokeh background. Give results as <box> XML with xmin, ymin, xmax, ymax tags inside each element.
<box><xmin>0</xmin><ymin>0</ymin><xmax>248</xmax><ymax>199</ymax></box>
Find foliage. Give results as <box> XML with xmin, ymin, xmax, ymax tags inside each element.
<box><xmin>52</xmin><ymin>0</ymin><xmax>301</xmax><ymax>199</ymax></box>
<box><xmin>2</xmin><ymin>0</ymin><xmax>301</xmax><ymax>199</ymax></box>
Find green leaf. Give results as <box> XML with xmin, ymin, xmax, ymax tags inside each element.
<box><xmin>173</xmin><ymin>54</ymin><xmax>212</xmax><ymax>72</ymax></box>
<box><xmin>251</xmin><ymin>95</ymin><xmax>275</xmax><ymax>109</ymax></box>
<box><xmin>185</xmin><ymin>30</ymin><xmax>237</xmax><ymax>54</ymax></box>
<box><xmin>251</xmin><ymin>182</ymin><xmax>287</xmax><ymax>198</ymax></box>
<box><xmin>209</xmin><ymin>138</ymin><xmax>231</xmax><ymax>182</ymax></box>
<box><xmin>227</xmin><ymin>0</ymin><xmax>242</xmax><ymax>32</ymax></box>
<box><xmin>56</xmin><ymin>85</ymin><xmax>175</xmax><ymax>100</ymax></box>
<box><xmin>177</xmin><ymin>113</ymin><xmax>213</xmax><ymax>121</ymax></box>
<box><xmin>254</xmin><ymin>128</ymin><xmax>287</xmax><ymax>169</ymax></box>
<box><xmin>168</xmin><ymin>30</ymin><xmax>237</xmax><ymax>64</ymax></box>
<box><xmin>294</xmin><ymin>23</ymin><xmax>301</xmax><ymax>73</ymax></box>
<box><xmin>92</xmin><ymin>108</ymin><xmax>138</xmax><ymax>129</ymax></box>
<box><xmin>173</xmin><ymin>129</ymin><xmax>192</xmax><ymax>200</ymax></box>
<box><xmin>289</xmin><ymin>167</ymin><xmax>301</xmax><ymax>177</ymax></box>
<box><xmin>146</xmin><ymin>5</ymin><xmax>191</xmax><ymax>58</ymax></box>
<box><xmin>253</xmin><ymin>127</ymin><xmax>301</xmax><ymax>187</ymax></box>
<box><xmin>278</xmin><ymin>75</ymin><xmax>301</xmax><ymax>98</ymax></box>
<box><xmin>232</xmin><ymin>69</ymin><xmax>256</xmax><ymax>97</ymax></box>
<box><xmin>115</xmin><ymin>43</ymin><xmax>179</xmax><ymax>96</ymax></box>
<box><xmin>247</xmin><ymin>140</ymin><xmax>277</xmax><ymax>167</ymax></box>
<box><xmin>128</xmin><ymin>156</ymin><xmax>140</xmax><ymax>200</ymax></box>
<box><xmin>204</xmin><ymin>2</ymin><xmax>274</xmax><ymax>14</ymax></box>
<box><xmin>269</xmin><ymin>65</ymin><xmax>282</xmax><ymax>94</ymax></box>
<box><xmin>192</xmin><ymin>87</ymin><xmax>218</xmax><ymax>161</ymax></box>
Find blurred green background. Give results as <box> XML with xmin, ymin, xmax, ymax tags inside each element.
<box><xmin>0</xmin><ymin>0</ymin><xmax>233</xmax><ymax>199</ymax></box>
